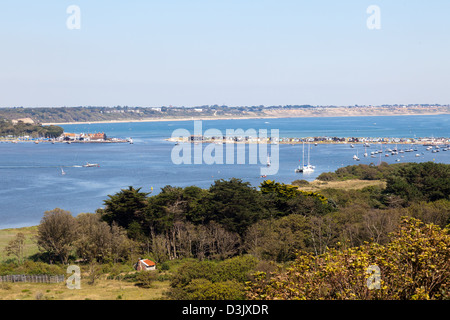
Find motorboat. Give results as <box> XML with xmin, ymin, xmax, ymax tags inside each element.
<box><xmin>83</xmin><ymin>162</ymin><xmax>100</xmax><ymax>167</ymax></box>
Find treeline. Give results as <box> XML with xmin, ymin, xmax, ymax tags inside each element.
<box><xmin>97</xmin><ymin>179</ymin><xmax>335</xmax><ymax>262</ymax></box>
<box><xmin>0</xmin><ymin>118</ymin><xmax>63</xmax><ymax>138</ymax></box>
<box><xmin>93</xmin><ymin>162</ymin><xmax>449</xmax><ymax>262</ymax></box>
<box><xmin>0</xmin><ymin>106</ymin><xmax>250</xmax><ymax>123</ymax></box>
<box><xmin>0</xmin><ymin>105</ymin><xmax>319</xmax><ymax>124</ymax></box>
<box><xmin>0</xmin><ymin>105</ymin><xmax>346</xmax><ymax>124</ymax></box>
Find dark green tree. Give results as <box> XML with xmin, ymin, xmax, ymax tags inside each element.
<box><xmin>207</xmin><ymin>178</ymin><xmax>268</xmax><ymax>236</ymax></box>
<box><xmin>384</xmin><ymin>162</ymin><xmax>450</xmax><ymax>204</ymax></box>
<box><xmin>101</xmin><ymin>186</ymin><xmax>149</xmax><ymax>238</ymax></box>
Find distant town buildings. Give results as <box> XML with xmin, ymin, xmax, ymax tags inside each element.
<box><xmin>61</xmin><ymin>132</ymin><xmax>106</xmax><ymax>142</ymax></box>
<box><xmin>170</xmin><ymin>135</ymin><xmax>450</xmax><ymax>145</ymax></box>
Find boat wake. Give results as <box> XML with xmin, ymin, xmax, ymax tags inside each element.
<box><xmin>0</xmin><ymin>165</ymin><xmax>86</xmax><ymax>169</ymax></box>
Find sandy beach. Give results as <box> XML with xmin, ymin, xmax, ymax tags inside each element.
<box><xmin>41</xmin><ymin>108</ymin><xmax>450</xmax><ymax>126</ymax></box>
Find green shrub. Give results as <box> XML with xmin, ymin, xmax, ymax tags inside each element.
<box><xmin>167</xmin><ymin>255</ymin><xmax>259</xmax><ymax>300</ymax></box>
<box><xmin>175</xmin><ymin>279</ymin><xmax>245</xmax><ymax>300</ymax></box>
<box><xmin>291</xmin><ymin>179</ymin><xmax>310</xmax><ymax>186</ymax></box>
<box><xmin>317</xmin><ymin>172</ymin><xmax>338</xmax><ymax>181</ymax></box>
<box><xmin>121</xmin><ymin>272</ymin><xmax>139</xmax><ymax>282</ymax></box>
<box><xmin>0</xmin><ymin>261</ymin><xmax>65</xmax><ymax>276</ymax></box>
<box><xmin>170</xmin><ymin>260</ymin><xmax>216</xmax><ymax>288</ymax></box>
<box><xmin>160</xmin><ymin>261</ymin><xmax>170</xmax><ymax>271</ymax></box>
<box><xmin>135</xmin><ymin>271</ymin><xmax>158</xmax><ymax>288</ymax></box>
<box><xmin>212</xmin><ymin>255</ymin><xmax>259</xmax><ymax>283</ymax></box>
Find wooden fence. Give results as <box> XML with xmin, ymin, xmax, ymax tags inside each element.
<box><xmin>0</xmin><ymin>274</ymin><xmax>65</xmax><ymax>284</ymax></box>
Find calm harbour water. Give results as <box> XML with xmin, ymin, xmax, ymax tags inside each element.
<box><xmin>0</xmin><ymin>115</ymin><xmax>449</xmax><ymax>229</ymax></box>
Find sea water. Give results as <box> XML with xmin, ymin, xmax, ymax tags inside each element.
<box><xmin>0</xmin><ymin>115</ymin><xmax>449</xmax><ymax>229</ymax></box>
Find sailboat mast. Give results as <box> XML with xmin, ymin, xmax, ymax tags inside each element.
<box><xmin>302</xmin><ymin>141</ymin><xmax>305</xmax><ymax>166</ymax></box>
<box><xmin>308</xmin><ymin>143</ymin><xmax>310</xmax><ymax>166</ymax></box>
<box><xmin>379</xmin><ymin>144</ymin><xmax>382</xmax><ymax>165</ymax></box>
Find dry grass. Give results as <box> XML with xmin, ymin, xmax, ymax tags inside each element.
<box><xmin>0</xmin><ymin>275</ymin><xmax>170</xmax><ymax>300</ymax></box>
<box><xmin>0</xmin><ymin>227</ymin><xmax>171</xmax><ymax>300</ymax></box>
<box><xmin>298</xmin><ymin>179</ymin><xmax>386</xmax><ymax>192</ymax></box>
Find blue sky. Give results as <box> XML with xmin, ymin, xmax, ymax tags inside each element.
<box><xmin>0</xmin><ymin>0</ymin><xmax>449</xmax><ymax>107</ymax></box>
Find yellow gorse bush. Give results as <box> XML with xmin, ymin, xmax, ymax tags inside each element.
<box><xmin>247</xmin><ymin>217</ymin><xmax>450</xmax><ymax>300</ymax></box>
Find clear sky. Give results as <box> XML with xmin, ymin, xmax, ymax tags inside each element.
<box><xmin>0</xmin><ymin>0</ymin><xmax>449</xmax><ymax>107</ymax></box>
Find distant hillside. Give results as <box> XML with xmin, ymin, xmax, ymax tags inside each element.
<box><xmin>0</xmin><ymin>118</ymin><xmax>63</xmax><ymax>138</ymax></box>
<box><xmin>0</xmin><ymin>105</ymin><xmax>448</xmax><ymax>124</ymax></box>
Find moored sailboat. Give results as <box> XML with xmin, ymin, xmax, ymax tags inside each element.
<box><xmin>295</xmin><ymin>142</ymin><xmax>315</xmax><ymax>173</ymax></box>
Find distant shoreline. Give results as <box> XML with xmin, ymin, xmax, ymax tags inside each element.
<box><xmin>41</xmin><ymin>112</ymin><xmax>450</xmax><ymax>126</ymax></box>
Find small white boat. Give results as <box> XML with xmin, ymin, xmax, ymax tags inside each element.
<box><xmin>353</xmin><ymin>149</ymin><xmax>360</xmax><ymax>161</ymax></box>
<box><xmin>83</xmin><ymin>162</ymin><xmax>100</xmax><ymax>167</ymax></box>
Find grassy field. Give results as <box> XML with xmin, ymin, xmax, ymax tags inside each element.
<box><xmin>0</xmin><ymin>226</ymin><xmax>39</xmax><ymax>263</ymax></box>
<box><xmin>296</xmin><ymin>179</ymin><xmax>386</xmax><ymax>192</ymax></box>
<box><xmin>0</xmin><ymin>226</ymin><xmax>170</xmax><ymax>300</ymax></box>
<box><xmin>0</xmin><ymin>228</ymin><xmax>175</xmax><ymax>300</ymax></box>
<box><xmin>0</xmin><ymin>276</ymin><xmax>170</xmax><ymax>300</ymax></box>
